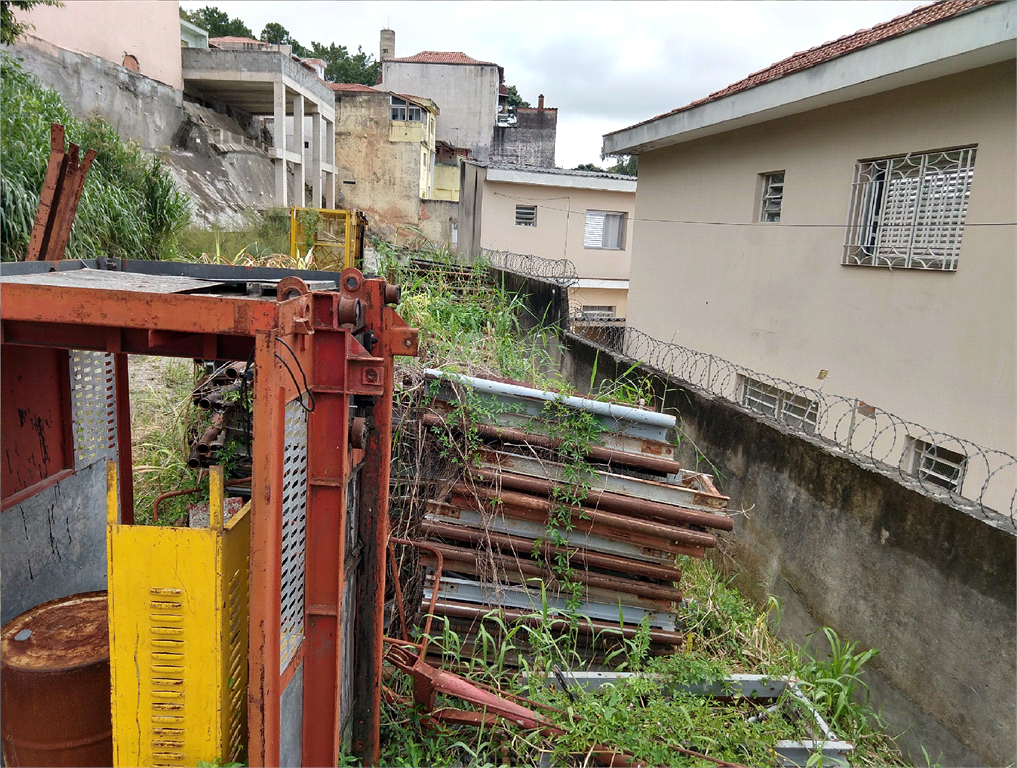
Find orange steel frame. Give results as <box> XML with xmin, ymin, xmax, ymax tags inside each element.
<box><xmin>0</xmin><ymin>262</ymin><xmax>418</xmax><ymax>767</ymax></box>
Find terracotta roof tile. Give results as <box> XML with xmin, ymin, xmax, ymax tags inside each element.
<box><xmin>629</xmin><ymin>0</ymin><xmax>993</xmax><ymax>132</ymax></box>
<box><xmin>386</xmin><ymin>51</ymin><xmax>498</xmax><ymax>66</ymax></box>
<box><xmin>329</xmin><ymin>82</ymin><xmax>381</xmax><ymax>93</ymax></box>
<box><xmin>208</xmin><ymin>36</ymin><xmax>266</xmax><ymax>45</ymax></box>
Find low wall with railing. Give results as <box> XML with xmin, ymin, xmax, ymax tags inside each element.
<box><xmin>487</xmin><ymin>256</ymin><xmax>1017</xmax><ymax>767</ymax></box>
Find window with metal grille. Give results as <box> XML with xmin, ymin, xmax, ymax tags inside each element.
<box><xmin>843</xmin><ymin>147</ymin><xmax>976</xmax><ymax>271</ymax></box>
<box><xmin>515</xmin><ymin>205</ymin><xmax>537</xmax><ymax>226</ymax></box>
<box><xmin>581</xmin><ymin>305</ymin><xmax>616</xmax><ymax>319</ymax></box>
<box><xmin>903</xmin><ymin>437</ymin><xmax>967</xmax><ymax>492</ymax></box>
<box><xmin>739</xmin><ymin>376</ymin><xmax>818</xmax><ymax>433</ymax></box>
<box><xmin>584</xmin><ymin>211</ymin><xmax>625</xmax><ymax>249</ymax></box>
<box><xmin>759</xmin><ymin>172</ymin><xmax>784</xmax><ymax>222</ymax></box>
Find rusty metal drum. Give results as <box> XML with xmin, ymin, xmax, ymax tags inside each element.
<box><xmin>1</xmin><ymin>591</ymin><xmax>112</xmax><ymax>767</ymax></box>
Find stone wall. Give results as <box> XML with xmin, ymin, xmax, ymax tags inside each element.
<box><xmin>493</xmin><ymin>266</ymin><xmax>1017</xmax><ymax>768</ymax></box>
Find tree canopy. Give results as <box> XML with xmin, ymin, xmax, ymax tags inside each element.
<box><xmin>505</xmin><ymin>85</ymin><xmax>529</xmax><ymax>109</ymax></box>
<box><xmin>260</xmin><ymin>22</ymin><xmax>308</xmax><ymax>56</ymax></box>
<box><xmin>180</xmin><ymin>5</ymin><xmax>253</xmax><ymax>39</ymax></box>
<box><xmin>574</xmin><ymin>155</ymin><xmax>638</xmax><ymax>177</ymax></box>
<box><xmin>308</xmin><ymin>42</ymin><xmax>380</xmax><ymax>86</ymax></box>
<box><xmin>1</xmin><ymin>0</ymin><xmax>60</xmax><ymax>46</ymax></box>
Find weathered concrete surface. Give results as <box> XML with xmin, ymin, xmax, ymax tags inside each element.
<box><xmin>560</xmin><ymin>330</ymin><xmax>1016</xmax><ymax>767</ymax></box>
<box><xmin>492</xmin><ymin>108</ymin><xmax>557</xmax><ymax>168</ymax></box>
<box><xmin>279</xmin><ymin>662</ymin><xmax>303</xmax><ymax>767</ymax></box>
<box><xmin>1</xmin><ymin>461</ymin><xmax>108</xmax><ymax>626</ymax></box>
<box><xmin>7</xmin><ymin>36</ymin><xmax>183</xmax><ymax>151</ymax></box>
<box><xmin>418</xmin><ymin>199</ymin><xmax>458</xmax><ymax>249</ymax></box>
<box><xmin>8</xmin><ymin>39</ymin><xmax>281</xmax><ymax>229</ymax></box>
<box><xmin>493</xmin><ymin>268</ymin><xmax>1016</xmax><ymax>767</ymax></box>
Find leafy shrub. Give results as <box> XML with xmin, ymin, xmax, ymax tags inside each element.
<box><xmin>0</xmin><ymin>54</ymin><xmax>191</xmax><ymax>261</ymax></box>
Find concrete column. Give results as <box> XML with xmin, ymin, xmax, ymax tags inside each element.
<box><xmin>311</xmin><ymin>107</ymin><xmax>322</xmax><ymax>209</ymax></box>
<box><xmin>292</xmin><ymin>92</ymin><xmax>305</xmax><ymax>208</ymax></box>
<box><xmin>324</xmin><ymin>117</ymin><xmax>336</xmax><ymax>209</ymax></box>
<box><xmin>273</xmin><ymin>81</ymin><xmax>288</xmax><ymax>207</ymax></box>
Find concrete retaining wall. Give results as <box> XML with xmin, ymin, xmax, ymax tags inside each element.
<box><xmin>493</xmin><ymin>267</ymin><xmax>1017</xmax><ymax>767</ymax></box>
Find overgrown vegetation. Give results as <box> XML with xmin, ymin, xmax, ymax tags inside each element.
<box><xmin>0</xmin><ymin>56</ymin><xmax>191</xmax><ymax>261</ymax></box>
<box><xmin>175</xmin><ymin>209</ymin><xmax>291</xmax><ymax>264</ymax></box>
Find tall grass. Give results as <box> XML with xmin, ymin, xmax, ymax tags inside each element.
<box><xmin>0</xmin><ymin>54</ymin><xmax>191</xmax><ymax>261</ymax></box>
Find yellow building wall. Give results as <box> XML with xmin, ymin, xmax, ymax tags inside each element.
<box><xmin>432</xmin><ymin>164</ymin><xmax>460</xmax><ymax>202</ymax></box>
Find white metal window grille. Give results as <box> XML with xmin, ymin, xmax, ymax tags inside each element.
<box><xmin>843</xmin><ymin>147</ymin><xmax>976</xmax><ymax>271</ymax></box>
<box><xmin>581</xmin><ymin>305</ymin><xmax>616</xmax><ymax>319</ymax></box>
<box><xmin>515</xmin><ymin>205</ymin><xmax>537</xmax><ymax>227</ymax></box>
<box><xmin>759</xmin><ymin>172</ymin><xmax>784</xmax><ymax>222</ymax></box>
<box><xmin>740</xmin><ymin>376</ymin><xmax>818</xmax><ymax>433</ymax></box>
<box><xmin>70</xmin><ymin>351</ymin><xmax>118</xmax><ymax>468</ymax></box>
<box><xmin>584</xmin><ymin>211</ymin><xmax>625</xmax><ymax>249</ymax></box>
<box><xmin>279</xmin><ymin>399</ymin><xmax>309</xmax><ymax>674</ymax></box>
<box><xmin>903</xmin><ymin>437</ymin><xmax>967</xmax><ymax>492</ymax></box>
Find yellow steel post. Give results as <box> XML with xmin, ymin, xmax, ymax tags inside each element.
<box><xmin>108</xmin><ymin>466</ymin><xmax>250</xmax><ymax>767</ymax></box>
<box><xmin>344</xmin><ymin>210</ymin><xmax>353</xmax><ymax>269</ymax></box>
<box><xmin>289</xmin><ymin>207</ymin><xmax>298</xmax><ymax>261</ymax></box>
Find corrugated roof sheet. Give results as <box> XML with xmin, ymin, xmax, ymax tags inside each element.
<box><xmin>625</xmin><ymin>0</ymin><xmax>993</xmax><ymax>133</ymax></box>
<box><xmin>485</xmin><ymin>162</ymin><xmax>636</xmax><ymax>183</ymax></box>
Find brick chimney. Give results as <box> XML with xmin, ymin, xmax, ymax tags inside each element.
<box><xmin>538</xmin><ymin>94</ymin><xmax>544</xmax><ymax>109</ymax></box>
<box><xmin>380</xmin><ymin>29</ymin><xmax>395</xmax><ymax>61</ymax></box>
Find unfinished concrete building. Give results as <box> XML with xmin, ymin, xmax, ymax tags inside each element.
<box><xmin>492</xmin><ymin>95</ymin><xmax>558</xmax><ymax>168</ymax></box>
<box><xmin>182</xmin><ymin>42</ymin><xmax>337</xmax><ymax>208</ymax></box>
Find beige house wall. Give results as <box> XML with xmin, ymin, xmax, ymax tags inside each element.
<box><xmin>16</xmin><ymin>1</ymin><xmax>183</xmax><ymax>89</ymax></box>
<box><xmin>627</xmin><ymin>61</ymin><xmax>1015</xmax><ymax>456</ymax></box>
<box><xmin>569</xmin><ymin>287</ymin><xmax>628</xmax><ymax>318</ymax></box>
<box><xmin>480</xmin><ymin>181</ymin><xmax>635</xmax><ymax>284</ymax></box>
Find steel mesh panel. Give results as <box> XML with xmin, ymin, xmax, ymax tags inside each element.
<box><xmin>70</xmin><ymin>351</ymin><xmax>117</xmax><ymax>468</ymax></box>
<box><xmin>338</xmin><ymin>571</ymin><xmax>356</xmax><ymax>744</ymax></box>
<box><xmin>279</xmin><ymin>400</ymin><xmax>308</xmax><ymax>673</ymax></box>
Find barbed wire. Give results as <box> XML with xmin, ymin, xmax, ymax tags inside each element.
<box><xmin>486</xmin><ymin>250</ymin><xmax>1017</xmax><ymax>527</ymax></box>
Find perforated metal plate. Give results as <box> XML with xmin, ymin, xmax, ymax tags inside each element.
<box><xmin>70</xmin><ymin>351</ymin><xmax>117</xmax><ymax>468</ymax></box>
<box><xmin>279</xmin><ymin>400</ymin><xmax>308</xmax><ymax>673</ymax></box>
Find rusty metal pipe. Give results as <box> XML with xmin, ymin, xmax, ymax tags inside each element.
<box><xmin>423</xmin><ymin>412</ymin><xmax>685</xmax><ymax>476</ymax></box>
<box><xmin>453</xmin><ymin>484</ymin><xmax>718</xmax><ymax>549</ymax></box>
<box><xmin>440</xmin><ymin>496</ymin><xmax>707</xmax><ymax>558</ymax></box>
<box><xmin>195</xmin><ymin>412</ymin><xmax>225</xmax><ymax>454</ymax></box>
<box><xmin>419</xmin><ymin>542</ymin><xmax>684</xmax><ymax>602</ymax></box>
<box><xmin>390</xmin><ymin>537</ymin><xmax>444</xmax><ymax>658</ymax></box>
<box><xmin>152</xmin><ymin>486</ymin><xmax>200</xmax><ymax>523</ymax></box>
<box><xmin>419</xmin><ymin>520</ymin><xmax>684</xmax><ymax>582</ymax></box>
<box><xmin>469</xmin><ymin>467</ymin><xmax>734</xmax><ymax>532</ymax></box>
<box><xmin>187</xmin><ymin>446</ymin><xmax>202</xmax><ymax>469</ymax></box>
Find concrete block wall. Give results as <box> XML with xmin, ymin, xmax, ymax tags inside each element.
<box><xmin>491</xmin><ymin>266</ymin><xmax>1017</xmax><ymax>768</ymax></box>
<box><xmin>492</xmin><ymin>108</ymin><xmax>557</xmax><ymax>168</ymax></box>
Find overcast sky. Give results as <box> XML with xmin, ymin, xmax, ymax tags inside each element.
<box><xmin>183</xmin><ymin>1</ymin><xmax>925</xmax><ymax>168</ymax></box>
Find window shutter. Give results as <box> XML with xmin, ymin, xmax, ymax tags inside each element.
<box><xmin>584</xmin><ymin>211</ymin><xmax>605</xmax><ymax>247</ymax></box>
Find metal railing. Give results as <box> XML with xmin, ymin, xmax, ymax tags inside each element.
<box><xmin>484</xmin><ymin>250</ymin><xmax>1017</xmax><ymax>526</ymax></box>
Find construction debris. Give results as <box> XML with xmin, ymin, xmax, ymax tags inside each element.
<box><xmin>401</xmin><ymin>369</ymin><xmax>734</xmax><ymax>661</ymax></box>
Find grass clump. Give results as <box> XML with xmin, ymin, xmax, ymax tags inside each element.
<box><xmin>175</xmin><ymin>209</ymin><xmax>291</xmax><ymax>264</ymax></box>
<box><xmin>1</xmin><ymin>55</ymin><xmax>191</xmax><ymax>261</ymax></box>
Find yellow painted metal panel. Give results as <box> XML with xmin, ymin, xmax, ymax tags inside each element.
<box><xmin>107</xmin><ymin>464</ymin><xmax>250</xmax><ymax>767</ymax></box>
<box><xmin>289</xmin><ymin>206</ymin><xmax>361</xmax><ymax>271</ymax></box>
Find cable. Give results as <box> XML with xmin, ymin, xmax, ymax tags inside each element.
<box><xmin>275</xmin><ymin>337</ymin><xmax>317</xmax><ymax>413</ymax></box>
<box><xmin>490</xmin><ymin>191</ymin><xmax>1016</xmax><ymax>228</ymax></box>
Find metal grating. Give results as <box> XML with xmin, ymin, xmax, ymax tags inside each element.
<box><xmin>70</xmin><ymin>350</ymin><xmax>117</xmax><ymax>467</ymax></box>
<box><xmin>226</xmin><ymin>562</ymin><xmax>247</xmax><ymax>761</ymax></box>
<box><xmin>338</xmin><ymin>572</ymin><xmax>356</xmax><ymax>745</ymax></box>
<box><xmin>148</xmin><ymin>586</ymin><xmax>186</xmax><ymax>767</ymax></box>
<box><xmin>843</xmin><ymin>147</ymin><xmax>976</xmax><ymax>271</ymax></box>
<box><xmin>279</xmin><ymin>399</ymin><xmax>309</xmax><ymax>674</ymax></box>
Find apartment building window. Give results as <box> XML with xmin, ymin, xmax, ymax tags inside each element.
<box><xmin>843</xmin><ymin>146</ymin><xmax>976</xmax><ymax>271</ymax></box>
<box><xmin>515</xmin><ymin>205</ymin><xmax>537</xmax><ymax>226</ymax></box>
<box><xmin>391</xmin><ymin>96</ymin><xmax>423</xmax><ymax>122</ymax></box>
<box><xmin>581</xmin><ymin>305</ymin><xmax>616</xmax><ymax>319</ymax></box>
<box><xmin>739</xmin><ymin>376</ymin><xmax>818</xmax><ymax>433</ymax></box>
<box><xmin>902</xmin><ymin>437</ymin><xmax>967</xmax><ymax>492</ymax></box>
<box><xmin>759</xmin><ymin>172</ymin><xmax>784</xmax><ymax>222</ymax></box>
<box><xmin>584</xmin><ymin>211</ymin><xmax>625</xmax><ymax>249</ymax></box>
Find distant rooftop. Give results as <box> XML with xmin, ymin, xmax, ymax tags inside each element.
<box><xmin>474</xmin><ymin>161</ymin><xmax>637</xmax><ymax>192</ymax></box>
<box><xmin>386</xmin><ymin>51</ymin><xmax>498</xmax><ymax>66</ymax></box>
<box><xmin>329</xmin><ymin>82</ymin><xmax>380</xmax><ymax>93</ymax></box>
<box><xmin>622</xmin><ymin>0</ymin><xmax>993</xmax><ymax>133</ymax></box>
